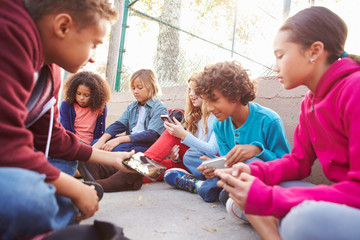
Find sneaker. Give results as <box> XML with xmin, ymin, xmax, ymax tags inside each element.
<box><xmin>164</xmin><ymin>168</ymin><xmax>197</xmax><ymax>193</ymax></box>
<box><xmin>226</xmin><ymin>198</ymin><xmax>249</xmax><ymax>223</ymax></box>
<box><xmin>219</xmin><ymin>189</ymin><xmax>229</xmax><ymax>206</ymax></box>
<box><xmin>78</xmin><ymin>161</ymin><xmax>95</xmax><ymax>181</ymax></box>
<box><xmin>83</xmin><ymin>181</ymin><xmax>104</xmax><ymax>201</ymax></box>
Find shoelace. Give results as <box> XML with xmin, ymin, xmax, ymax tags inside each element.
<box><xmin>176</xmin><ymin>174</ymin><xmax>196</xmax><ymax>192</ymax></box>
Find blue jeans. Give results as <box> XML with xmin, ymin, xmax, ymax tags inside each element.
<box><xmin>0</xmin><ymin>167</ymin><xmax>77</xmax><ymax>240</ymax></box>
<box><xmin>48</xmin><ymin>156</ymin><xmax>80</xmax><ymax>226</ymax></box>
<box><xmin>48</xmin><ymin>156</ymin><xmax>78</xmax><ymax>176</ymax></box>
<box><xmin>91</xmin><ymin>138</ymin><xmax>150</xmax><ymax>153</ymax></box>
<box><xmin>183</xmin><ymin>148</ymin><xmax>216</xmax><ymax>180</ymax></box>
<box><xmin>196</xmin><ymin>157</ymin><xmax>261</xmax><ymax>202</ymax></box>
<box><xmin>278</xmin><ymin>187</ymin><xmax>360</xmax><ymax>239</ymax></box>
<box><xmin>279</xmin><ymin>201</ymin><xmax>360</xmax><ymax>240</ymax></box>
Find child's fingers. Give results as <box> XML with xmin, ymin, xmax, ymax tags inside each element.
<box><xmin>172</xmin><ymin>117</ymin><xmax>180</xmax><ymax>125</ymax></box>
<box><xmin>164</xmin><ymin>121</ymin><xmax>171</xmax><ymax>128</ymax></box>
<box><xmin>203</xmin><ymin>168</ymin><xmax>216</xmax><ymax>178</ymax></box>
<box><xmin>173</xmin><ymin>145</ymin><xmax>180</xmax><ymax>152</ymax></box>
<box><xmin>123</xmin><ymin>150</ymin><xmax>135</xmax><ymax>159</ymax></box>
<box><xmin>239</xmin><ymin>172</ymin><xmax>255</xmax><ymax>182</ymax></box>
<box><xmin>197</xmin><ymin>164</ymin><xmax>206</xmax><ymax>171</ymax></box>
<box><xmin>217</xmin><ymin>171</ymin><xmax>238</xmax><ymax>188</ymax></box>
<box><xmin>214</xmin><ymin>168</ymin><xmax>233</xmax><ymax>176</ymax></box>
<box><xmin>200</xmin><ymin>155</ymin><xmax>210</xmax><ymax>160</ymax></box>
<box><xmin>231</xmin><ymin>163</ymin><xmax>251</xmax><ymax>177</ymax></box>
<box><xmin>217</xmin><ymin>178</ymin><xmax>236</xmax><ymax>195</ymax></box>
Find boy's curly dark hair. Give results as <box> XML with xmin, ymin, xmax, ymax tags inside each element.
<box><xmin>63</xmin><ymin>71</ymin><xmax>111</xmax><ymax>112</ymax></box>
<box><xmin>194</xmin><ymin>61</ymin><xmax>256</xmax><ymax>105</ymax></box>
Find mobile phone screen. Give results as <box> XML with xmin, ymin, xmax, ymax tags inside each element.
<box><xmin>161</xmin><ymin>115</ymin><xmax>174</xmax><ymax>124</ymax></box>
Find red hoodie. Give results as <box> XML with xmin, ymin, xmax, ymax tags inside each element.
<box><xmin>0</xmin><ymin>0</ymin><xmax>92</xmax><ymax>180</ymax></box>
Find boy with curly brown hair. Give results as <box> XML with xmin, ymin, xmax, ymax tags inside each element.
<box><xmin>192</xmin><ymin>61</ymin><xmax>290</xmax><ymax>207</ymax></box>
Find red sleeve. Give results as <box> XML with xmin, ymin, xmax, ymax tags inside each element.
<box><xmin>0</xmin><ymin>0</ymin><xmax>60</xmax><ymax>180</ymax></box>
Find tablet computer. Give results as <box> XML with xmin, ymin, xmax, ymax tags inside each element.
<box><xmin>123</xmin><ymin>152</ymin><xmax>166</xmax><ymax>181</ymax></box>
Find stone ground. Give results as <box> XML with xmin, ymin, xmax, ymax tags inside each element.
<box><xmin>83</xmin><ymin>181</ymin><xmax>262</xmax><ymax>240</ymax></box>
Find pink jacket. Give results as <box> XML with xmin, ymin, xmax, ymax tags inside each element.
<box><xmin>247</xmin><ymin>58</ymin><xmax>360</xmax><ymax>218</ymax></box>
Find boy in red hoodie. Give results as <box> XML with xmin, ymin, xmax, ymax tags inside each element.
<box><xmin>0</xmin><ymin>1</ymin><xmax>134</xmax><ymax>239</ymax></box>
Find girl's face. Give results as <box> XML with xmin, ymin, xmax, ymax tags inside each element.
<box><xmin>273</xmin><ymin>30</ymin><xmax>313</xmax><ymax>90</ymax></box>
<box><xmin>75</xmin><ymin>84</ymin><xmax>91</xmax><ymax>108</ymax></box>
<box><xmin>188</xmin><ymin>82</ymin><xmax>203</xmax><ymax>108</ymax></box>
<box><xmin>203</xmin><ymin>89</ymin><xmax>237</xmax><ymax>121</ymax></box>
<box><xmin>132</xmin><ymin>77</ymin><xmax>150</xmax><ymax>104</ymax></box>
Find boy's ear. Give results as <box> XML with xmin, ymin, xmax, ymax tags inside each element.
<box><xmin>309</xmin><ymin>41</ymin><xmax>324</xmax><ymax>61</ymax></box>
<box><xmin>53</xmin><ymin>13</ymin><xmax>74</xmax><ymax>38</ymax></box>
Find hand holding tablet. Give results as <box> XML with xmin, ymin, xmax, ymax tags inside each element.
<box><xmin>200</xmin><ymin>156</ymin><xmax>227</xmax><ymax>169</ymax></box>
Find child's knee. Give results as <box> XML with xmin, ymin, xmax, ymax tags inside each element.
<box><xmin>0</xmin><ymin>170</ymin><xmax>59</xmax><ymax>238</ymax></box>
<box><xmin>279</xmin><ymin>201</ymin><xmax>321</xmax><ymax>240</ymax></box>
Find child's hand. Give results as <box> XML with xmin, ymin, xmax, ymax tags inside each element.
<box><xmin>226</xmin><ymin>144</ymin><xmax>261</xmax><ymax>167</ymax></box>
<box><xmin>112</xmin><ymin>150</ymin><xmax>137</xmax><ymax>173</ymax></box>
<box><xmin>92</xmin><ymin>141</ymin><xmax>104</xmax><ymax>150</ymax></box>
<box><xmin>197</xmin><ymin>155</ymin><xmax>216</xmax><ymax>179</ymax></box>
<box><xmin>216</xmin><ymin>171</ymin><xmax>255</xmax><ymax>211</ymax></box>
<box><xmin>164</xmin><ymin>118</ymin><xmax>187</xmax><ymax>140</ymax></box>
<box><xmin>101</xmin><ymin>137</ymin><xmax>121</xmax><ymax>152</ymax></box>
<box><xmin>73</xmin><ymin>184</ymin><xmax>99</xmax><ymax>221</ymax></box>
<box><xmin>169</xmin><ymin>145</ymin><xmax>180</xmax><ymax>161</ymax></box>
<box><xmin>48</xmin><ymin>173</ymin><xmax>99</xmax><ymax>221</ymax></box>
<box><xmin>214</xmin><ymin>162</ymin><xmax>251</xmax><ymax>178</ymax></box>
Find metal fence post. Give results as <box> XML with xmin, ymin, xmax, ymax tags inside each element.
<box><xmin>114</xmin><ymin>0</ymin><xmax>134</xmax><ymax>92</ymax></box>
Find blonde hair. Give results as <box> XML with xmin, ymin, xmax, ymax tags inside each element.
<box><xmin>184</xmin><ymin>75</ymin><xmax>211</xmax><ymax>136</ymax></box>
<box><xmin>129</xmin><ymin>69</ymin><xmax>161</xmax><ymax>100</ymax></box>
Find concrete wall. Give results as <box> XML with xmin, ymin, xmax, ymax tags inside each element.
<box><xmin>107</xmin><ymin>76</ymin><xmax>331</xmax><ymax>185</ymax></box>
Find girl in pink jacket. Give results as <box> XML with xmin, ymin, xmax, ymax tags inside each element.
<box><xmin>215</xmin><ymin>6</ymin><xmax>360</xmax><ymax>240</ymax></box>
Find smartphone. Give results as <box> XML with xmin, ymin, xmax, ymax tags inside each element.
<box><xmin>160</xmin><ymin>114</ymin><xmax>174</xmax><ymax>124</ymax></box>
<box><xmin>200</xmin><ymin>156</ymin><xmax>227</xmax><ymax>169</ymax></box>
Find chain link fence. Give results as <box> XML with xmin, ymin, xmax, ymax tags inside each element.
<box><xmin>116</xmin><ymin>0</ymin><xmax>307</xmax><ymax>92</ymax></box>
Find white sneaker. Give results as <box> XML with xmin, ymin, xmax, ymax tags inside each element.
<box><xmin>226</xmin><ymin>198</ymin><xmax>249</xmax><ymax>223</ymax></box>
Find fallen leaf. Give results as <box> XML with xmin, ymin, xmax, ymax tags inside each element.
<box><xmin>183</xmin><ymin>216</ymin><xmax>189</xmax><ymax>221</ymax></box>
<box><xmin>203</xmin><ymin>227</ymin><xmax>216</xmax><ymax>233</ymax></box>
<box><xmin>210</xmin><ymin>205</ymin><xmax>217</xmax><ymax>208</ymax></box>
<box><xmin>218</xmin><ymin>216</ymin><xmax>226</xmax><ymax>220</ymax></box>
<box><xmin>135</xmin><ymin>204</ymin><xmax>143</xmax><ymax>206</ymax></box>
<box><xmin>154</xmin><ymin>229</ymin><xmax>166</xmax><ymax>233</ymax></box>
<box><xmin>138</xmin><ymin>196</ymin><xmax>142</xmax><ymax>201</ymax></box>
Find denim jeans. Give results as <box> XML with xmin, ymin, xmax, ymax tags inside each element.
<box><xmin>195</xmin><ymin>157</ymin><xmax>261</xmax><ymax>202</ymax></box>
<box><xmin>278</xmin><ymin>185</ymin><xmax>360</xmax><ymax>240</ymax></box>
<box><xmin>279</xmin><ymin>200</ymin><xmax>360</xmax><ymax>239</ymax></box>
<box><xmin>48</xmin><ymin>156</ymin><xmax>78</xmax><ymax>176</ymax></box>
<box><xmin>182</xmin><ymin>147</ymin><xmax>215</xmax><ymax>180</ymax></box>
<box><xmin>0</xmin><ymin>167</ymin><xmax>77</xmax><ymax>240</ymax></box>
<box><xmin>48</xmin><ymin>156</ymin><xmax>80</xmax><ymax>225</ymax></box>
<box><xmin>91</xmin><ymin>138</ymin><xmax>150</xmax><ymax>153</ymax></box>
